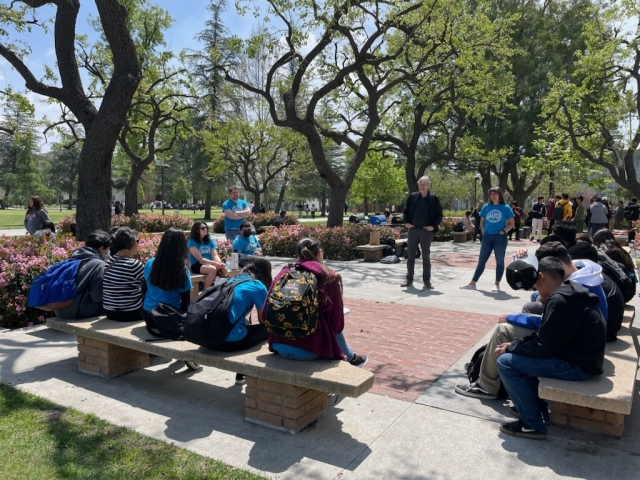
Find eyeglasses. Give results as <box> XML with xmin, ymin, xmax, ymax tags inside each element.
<box><xmin>199</xmin><ymin>226</ymin><xmax>208</xmax><ymax>231</ymax></box>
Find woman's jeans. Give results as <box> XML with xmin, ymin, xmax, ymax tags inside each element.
<box><xmin>497</xmin><ymin>353</ymin><xmax>592</xmax><ymax>433</ymax></box>
<box><xmin>276</xmin><ymin>332</ymin><xmax>354</xmax><ymax>361</ymax></box>
<box><xmin>472</xmin><ymin>233</ymin><xmax>508</xmax><ymax>283</ymax></box>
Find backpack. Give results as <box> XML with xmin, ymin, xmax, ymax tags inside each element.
<box><xmin>598</xmin><ymin>253</ymin><xmax>636</xmax><ymax>303</ymax></box>
<box><xmin>27</xmin><ymin>259</ymin><xmax>87</xmax><ymax>311</ymax></box>
<box><xmin>264</xmin><ymin>267</ymin><xmax>319</xmax><ymax>340</ymax></box>
<box><xmin>182</xmin><ymin>277</ymin><xmax>252</xmax><ymax>349</ymax></box>
<box><xmin>552</xmin><ymin>203</ymin><xmax>565</xmax><ymax>221</ymax></box>
<box><xmin>145</xmin><ymin>303</ymin><xmax>187</xmax><ymax>341</ymax></box>
<box><xmin>453</xmin><ymin>221</ymin><xmax>466</xmax><ymax>232</ymax></box>
<box><xmin>624</xmin><ymin>205</ymin><xmax>633</xmax><ymax>220</ymax></box>
<box><xmin>464</xmin><ymin>345</ymin><xmax>508</xmax><ymax>398</ymax></box>
<box><xmin>380</xmin><ymin>254</ymin><xmax>400</xmax><ymax>264</ymax></box>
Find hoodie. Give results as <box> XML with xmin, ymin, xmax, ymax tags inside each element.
<box><xmin>54</xmin><ymin>246</ymin><xmax>106</xmax><ymax>319</ymax></box>
<box><xmin>556</xmin><ymin>199</ymin><xmax>572</xmax><ymax>220</ymax></box>
<box><xmin>506</xmin><ymin>281</ymin><xmax>606</xmax><ymax>375</ymax></box>
<box><xmin>507</xmin><ymin>259</ymin><xmax>607</xmax><ymax>330</ymax></box>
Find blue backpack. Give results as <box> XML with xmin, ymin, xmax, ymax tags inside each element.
<box><xmin>27</xmin><ymin>259</ymin><xmax>86</xmax><ymax>310</ymax></box>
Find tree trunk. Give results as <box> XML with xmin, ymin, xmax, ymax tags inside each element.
<box><xmin>327</xmin><ymin>184</ymin><xmax>348</xmax><ymax>227</ymax></box>
<box><xmin>274</xmin><ymin>174</ymin><xmax>287</xmax><ymax>212</ymax></box>
<box><xmin>405</xmin><ymin>150</ymin><xmax>418</xmax><ymax>193</ymax></box>
<box><xmin>321</xmin><ymin>184</ymin><xmax>327</xmax><ymax>217</ymax></box>
<box><xmin>204</xmin><ymin>179</ymin><xmax>212</xmax><ymax>220</ymax></box>
<box><xmin>124</xmin><ymin>164</ymin><xmax>145</xmax><ymax>216</ymax></box>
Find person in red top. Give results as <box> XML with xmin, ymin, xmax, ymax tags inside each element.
<box><xmin>266</xmin><ymin>237</ymin><xmax>368</xmax><ymax>367</ymax></box>
<box><xmin>508</xmin><ymin>201</ymin><xmax>524</xmax><ymax>241</ymax></box>
<box><xmin>546</xmin><ymin>197</ymin><xmax>555</xmax><ymax>232</ymax></box>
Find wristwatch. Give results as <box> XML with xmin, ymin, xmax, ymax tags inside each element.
<box><xmin>500</xmin><ymin>229</ymin><xmax>506</xmax><ymax>234</ymax></box>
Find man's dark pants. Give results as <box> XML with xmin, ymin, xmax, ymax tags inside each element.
<box><xmin>405</xmin><ymin>227</ymin><xmax>433</xmax><ymax>283</ymax></box>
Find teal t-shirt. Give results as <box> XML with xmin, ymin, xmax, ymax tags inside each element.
<box><xmin>225</xmin><ymin>274</ymin><xmax>268</xmax><ymax>342</ymax></box>
<box><xmin>480</xmin><ymin>203</ymin><xmax>514</xmax><ymax>235</ymax></box>
<box><xmin>222</xmin><ymin>198</ymin><xmax>249</xmax><ymax>230</ymax></box>
<box><xmin>232</xmin><ymin>235</ymin><xmax>261</xmax><ymax>255</ymax></box>
<box><xmin>142</xmin><ymin>258</ymin><xmax>193</xmax><ymax>311</ymax></box>
<box><xmin>187</xmin><ymin>238</ymin><xmax>218</xmax><ymax>265</ymax></box>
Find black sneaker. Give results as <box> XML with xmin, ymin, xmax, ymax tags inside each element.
<box><xmin>349</xmin><ymin>354</ymin><xmax>368</xmax><ymax>368</ymax></box>
<box><xmin>235</xmin><ymin>373</ymin><xmax>246</xmax><ymax>385</ymax></box>
<box><xmin>455</xmin><ymin>382</ymin><xmax>498</xmax><ymax>400</ymax></box>
<box><xmin>423</xmin><ymin>281</ymin><xmax>433</xmax><ymax>290</ymax></box>
<box><xmin>499</xmin><ymin>419</ymin><xmax>546</xmax><ymax>439</ymax></box>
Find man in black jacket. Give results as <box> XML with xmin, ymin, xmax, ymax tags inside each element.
<box><xmin>495</xmin><ymin>257</ymin><xmax>606</xmax><ymax>439</ymax></box>
<box><xmin>529</xmin><ymin>196</ymin><xmax>546</xmax><ymax>242</ymax></box>
<box><xmin>401</xmin><ymin>176</ymin><xmax>443</xmax><ymax>289</ymax></box>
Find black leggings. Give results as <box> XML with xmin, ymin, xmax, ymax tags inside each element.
<box><xmin>215</xmin><ymin>324</ymin><xmax>267</xmax><ymax>352</ymax></box>
<box><xmin>106</xmin><ymin>308</ymin><xmax>143</xmax><ymax>321</ymax></box>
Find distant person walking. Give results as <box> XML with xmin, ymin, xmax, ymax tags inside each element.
<box><xmin>472</xmin><ymin>202</ymin><xmax>483</xmax><ymax>243</ymax></box>
<box><xmin>508</xmin><ymin>201</ymin><xmax>523</xmax><ymax>241</ymax></box>
<box><xmin>613</xmin><ymin>200</ymin><xmax>625</xmax><ymax>229</ymax></box>
<box><xmin>529</xmin><ymin>196</ymin><xmax>546</xmax><ymax>242</ymax></box>
<box><xmin>460</xmin><ymin>187</ymin><xmax>515</xmax><ymax>293</ymax></box>
<box><xmin>573</xmin><ymin>196</ymin><xmax>586</xmax><ymax>233</ymax></box>
<box><xmin>24</xmin><ymin>196</ymin><xmax>51</xmax><ymax>235</ymax></box>
<box><xmin>400</xmin><ymin>176</ymin><xmax>443</xmax><ymax>290</ymax></box>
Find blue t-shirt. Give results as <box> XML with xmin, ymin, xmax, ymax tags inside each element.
<box><xmin>225</xmin><ymin>274</ymin><xmax>268</xmax><ymax>342</ymax></box>
<box><xmin>142</xmin><ymin>258</ymin><xmax>193</xmax><ymax>311</ymax></box>
<box><xmin>480</xmin><ymin>203</ymin><xmax>515</xmax><ymax>235</ymax></box>
<box><xmin>187</xmin><ymin>238</ymin><xmax>218</xmax><ymax>265</ymax></box>
<box><xmin>232</xmin><ymin>235</ymin><xmax>261</xmax><ymax>255</ymax></box>
<box><xmin>222</xmin><ymin>198</ymin><xmax>249</xmax><ymax>230</ymax></box>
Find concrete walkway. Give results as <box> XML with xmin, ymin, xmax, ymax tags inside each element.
<box><xmin>1</xmin><ymin>239</ymin><xmax>639</xmax><ymax>479</ymax></box>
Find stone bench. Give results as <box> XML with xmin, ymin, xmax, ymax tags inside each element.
<box><xmin>394</xmin><ymin>238</ymin><xmax>408</xmax><ymax>257</ymax></box>
<box><xmin>355</xmin><ymin>244</ymin><xmax>387</xmax><ymax>262</ymax></box>
<box><xmin>46</xmin><ymin>316</ymin><xmax>375</xmax><ymax>433</ymax></box>
<box><xmin>538</xmin><ymin>305</ymin><xmax>638</xmax><ymax>437</ymax></box>
<box><xmin>190</xmin><ymin>274</ymin><xmax>205</xmax><ymax>301</ymax></box>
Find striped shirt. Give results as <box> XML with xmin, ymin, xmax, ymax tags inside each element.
<box><xmin>102</xmin><ymin>255</ymin><xmax>145</xmax><ymax>312</ymax></box>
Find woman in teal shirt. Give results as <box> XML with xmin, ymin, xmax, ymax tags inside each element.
<box><xmin>460</xmin><ymin>187</ymin><xmax>515</xmax><ymax>293</ymax></box>
<box><xmin>142</xmin><ymin>228</ymin><xmax>193</xmax><ymax>318</ymax></box>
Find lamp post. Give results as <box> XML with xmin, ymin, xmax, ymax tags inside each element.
<box><xmin>474</xmin><ymin>174</ymin><xmax>480</xmax><ymax>208</ymax></box>
<box><xmin>160</xmin><ymin>162</ymin><xmax>170</xmax><ymax>215</ymax></box>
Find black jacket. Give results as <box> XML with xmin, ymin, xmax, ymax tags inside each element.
<box><xmin>530</xmin><ymin>202</ymin><xmax>546</xmax><ymax>219</ymax></box>
<box><xmin>506</xmin><ymin>281</ymin><xmax>606</xmax><ymax>375</ymax></box>
<box><xmin>403</xmin><ymin>191</ymin><xmax>443</xmax><ymax>232</ymax></box>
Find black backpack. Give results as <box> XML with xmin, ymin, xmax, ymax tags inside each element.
<box><xmin>624</xmin><ymin>206</ymin><xmax>632</xmax><ymax>220</ymax></box>
<box><xmin>453</xmin><ymin>221</ymin><xmax>465</xmax><ymax>232</ymax></box>
<box><xmin>145</xmin><ymin>303</ymin><xmax>187</xmax><ymax>341</ymax></box>
<box><xmin>552</xmin><ymin>203</ymin><xmax>565</xmax><ymax>221</ymax></box>
<box><xmin>182</xmin><ymin>277</ymin><xmax>252</xmax><ymax>349</ymax></box>
<box><xmin>464</xmin><ymin>345</ymin><xmax>508</xmax><ymax>398</ymax></box>
<box><xmin>598</xmin><ymin>253</ymin><xmax>636</xmax><ymax>303</ymax></box>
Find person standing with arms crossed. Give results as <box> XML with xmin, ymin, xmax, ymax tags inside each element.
<box><xmin>222</xmin><ymin>186</ymin><xmax>251</xmax><ymax>241</ymax></box>
<box><xmin>460</xmin><ymin>187</ymin><xmax>515</xmax><ymax>293</ymax></box>
<box><xmin>400</xmin><ymin>176</ymin><xmax>443</xmax><ymax>290</ymax></box>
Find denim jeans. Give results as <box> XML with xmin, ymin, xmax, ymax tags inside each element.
<box><xmin>275</xmin><ymin>332</ymin><xmax>354</xmax><ymax>361</ymax></box>
<box><xmin>472</xmin><ymin>233</ymin><xmax>508</xmax><ymax>283</ymax></box>
<box><xmin>497</xmin><ymin>353</ymin><xmax>592</xmax><ymax>432</ymax></box>
<box><xmin>225</xmin><ymin>228</ymin><xmax>240</xmax><ymax>241</ymax></box>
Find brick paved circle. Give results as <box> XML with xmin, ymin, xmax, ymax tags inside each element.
<box><xmin>342</xmin><ymin>298</ymin><xmax>498</xmax><ymax>402</ymax></box>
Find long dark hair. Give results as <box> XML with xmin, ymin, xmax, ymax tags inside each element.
<box><xmin>189</xmin><ymin>221</ymin><xmax>210</xmax><ymax>244</ymax></box>
<box><xmin>241</xmin><ymin>257</ymin><xmax>273</xmax><ymax>290</ymax></box>
<box><xmin>150</xmin><ymin>228</ymin><xmax>188</xmax><ymax>291</ymax></box>
<box><xmin>592</xmin><ymin>229</ymin><xmax>635</xmax><ymax>271</ymax></box>
<box><xmin>26</xmin><ymin>195</ymin><xmax>44</xmax><ymax>214</ymax></box>
<box><xmin>296</xmin><ymin>237</ymin><xmax>341</xmax><ymax>287</ymax></box>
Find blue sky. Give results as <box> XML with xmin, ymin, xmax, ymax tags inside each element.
<box><xmin>0</xmin><ymin>0</ymin><xmax>254</xmax><ymax>148</ymax></box>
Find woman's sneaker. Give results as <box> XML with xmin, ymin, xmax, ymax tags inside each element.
<box><xmin>455</xmin><ymin>382</ymin><xmax>498</xmax><ymax>400</ymax></box>
<box><xmin>459</xmin><ymin>284</ymin><xmax>477</xmax><ymax>290</ymax></box>
<box><xmin>349</xmin><ymin>354</ymin><xmax>368</xmax><ymax>368</ymax></box>
<box><xmin>499</xmin><ymin>419</ymin><xmax>546</xmax><ymax>440</ymax></box>
<box><xmin>235</xmin><ymin>373</ymin><xmax>246</xmax><ymax>385</ymax></box>
<box><xmin>491</xmin><ymin>284</ymin><xmax>500</xmax><ymax>293</ymax></box>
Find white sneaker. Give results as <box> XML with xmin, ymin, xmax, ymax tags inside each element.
<box><xmin>459</xmin><ymin>284</ymin><xmax>476</xmax><ymax>290</ymax></box>
<box><xmin>491</xmin><ymin>284</ymin><xmax>500</xmax><ymax>293</ymax></box>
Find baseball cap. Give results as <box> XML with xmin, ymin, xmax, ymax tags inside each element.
<box><xmin>506</xmin><ymin>254</ymin><xmax>539</xmax><ymax>291</ymax></box>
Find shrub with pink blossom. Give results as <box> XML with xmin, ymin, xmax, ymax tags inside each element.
<box><xmin>56</xmin><ymin>213</ymin><xmax>193</xmax><ymax>234</ymax></box>
<box><xmin>260</xmin><ymin>224</ymin><xmax>400</xmax><ymax>261</ymax></box>
<box><xmin>212</xmin><ymin>212</ymin><xmax>298</xmax><ymax>233</ymax></box>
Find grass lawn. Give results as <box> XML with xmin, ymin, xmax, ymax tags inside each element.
<box><xmin>0</xmin><ymin>208</ymin><xmax>224</xmax><ymax>230</ymax></box>
<box><xmin>0</xmin><ymin>383</ymin><xmax>265</xmax><ymax>480</ymax></box>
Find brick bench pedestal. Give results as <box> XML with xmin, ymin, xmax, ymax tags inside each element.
<box><xmin>77</xmin><ymin>336</ymin><xmax>150</xmax><ymax>378</ymax></box>
<box><xmin>245</xmin><ymin>376</ymin><xmax>329</xmax><ymax>432</ymax></box>
<box><xmin>549</xmin><ymin>401</ymin><xmax>625</xmax><ymax>437</ymax></box>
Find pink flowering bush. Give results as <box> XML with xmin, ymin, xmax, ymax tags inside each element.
<box><xmin>435</xmin><ymin>217</ymin><xmax>462</xmax><ymax>242</ymax></box>
<box><xmin>212</xmin><ymin>213</ymin><xmax>298</xmax><ymax>233</ymax></box>
<box><xmin>260</xmin><ymin>224</ymin><xmax>400</xmax><ymax>260</ymax></box>
<box><xmin>56</xmin><ymin>213</ymin><xmax>193</xmax><ymax>234</ymax></box>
